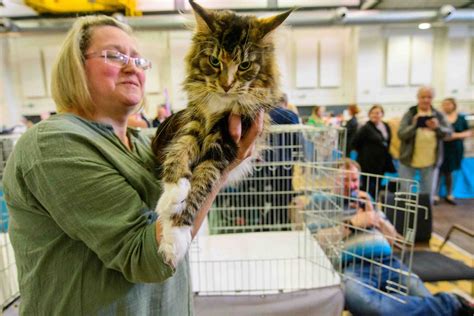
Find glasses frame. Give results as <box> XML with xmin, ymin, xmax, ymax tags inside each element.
<box><xmin>85</xmin><ymin>50</ymin><xmax>152</xmax><ymax>70</ymax></box>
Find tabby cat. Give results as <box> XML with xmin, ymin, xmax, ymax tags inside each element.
<box><xmin>152</xmin><ymin>0</ymin><xmax>292</xmax><ymax>266</ymax></box>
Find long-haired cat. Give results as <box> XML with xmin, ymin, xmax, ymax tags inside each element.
<box><xmin>152</xmin><ymin>0</ymin><xmax>292</xmax><ymax>266</ymax></box>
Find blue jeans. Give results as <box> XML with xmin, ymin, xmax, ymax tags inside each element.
<box><xmin>398</xmin><ymin>163</ymin><xmax>439</xmax><ymax>203</ymax></box>
<box><xmin>343</xmin><ymin>256</ymin><xmax>460</xmax><ymax>316</ymax></box>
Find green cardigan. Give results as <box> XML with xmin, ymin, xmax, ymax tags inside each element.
<box><xmin>3</xmin><ymin>114</ymin><xmax>193</xmax><ymax>315</ymax></box>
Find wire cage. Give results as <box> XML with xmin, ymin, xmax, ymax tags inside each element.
<box><xmin>191</xmin><ymin>125</ymin><xmax>346</xmax><ymax>298</ymax></box>
<box><xmin>0</xmin><ymin>135</ymin><xmax>20</xmax><ymax>310</ymax></box>
<box><xmin>301</xmin><ymin>165</ymin><xmax>426</xmax><ymax>302</ymax></box>
<box><xmin>191</xmin><ymin>124</ymin><xmax>425</xmax><ymax>304</ymax></box>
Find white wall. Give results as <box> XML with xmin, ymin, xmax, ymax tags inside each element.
<box><xmin>0</xmin><ymin>37</ymin><xmax>22</xmax><ymax>129</ymax></box>
<box><xmin>0</xmin><ymin>23</ymin><xmax>473</xmax><ymax>126</ymax></box>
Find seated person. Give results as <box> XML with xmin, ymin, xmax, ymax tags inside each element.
<box><xmin>304</xmin><ymin>159</ymin><xmax>472</xmax><ymax>316</ymax></box>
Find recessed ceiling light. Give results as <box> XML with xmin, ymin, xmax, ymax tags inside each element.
<box><xmin>418</xmin><ymin>23</ymin><xmax>431</xmax><ymax>30</ymax></box>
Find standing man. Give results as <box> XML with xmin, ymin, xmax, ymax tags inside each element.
<box><xmin>398</xmin><ymin>86</ymin><xmax>452</xmax><ymax>204</ymax></box>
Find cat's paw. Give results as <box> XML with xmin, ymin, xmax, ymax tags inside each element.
<box><xmin>172</xmin><ymin>225</ymin><xmax>192</xmax><ymax>264</ymax></box>
<box><xmin>158</xmin><ymin>224</ymin><xmax>192</xmax><ymax>267</ymax></box>
<box><xmin>156</xmin><ymin>178</ymin><xmax>191</xmax><ymax>216</ymax></box>
<box><xmin>164</xmin><ymin>178</ymin><xmax>191</xmax><ymax>203</ymax></box>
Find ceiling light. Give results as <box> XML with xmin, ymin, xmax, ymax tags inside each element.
<box><xmin>418</xmin><ymin>23</ymin><xmax>431</xmax><ymax>30</ymax></box>
<box><xmin>439</xmin><ymin>4</ymin><xmax>455</xmax><ymax>21</ymax></box>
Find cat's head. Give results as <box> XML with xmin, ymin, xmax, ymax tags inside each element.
<box><xmin>184</xmin><ymin>0</ymin><xmax>293</xmax><ymax>115</ymax></box>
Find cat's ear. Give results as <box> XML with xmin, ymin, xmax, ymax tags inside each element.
<box><xmin>189</xmin><ymin>0</ymin><xmax>215</xmax><ymax>33</ymax></box>
<box><xmin>258</xmin><ymin>8</ymin><xmax>295</xmax><ymax>38</ymax></box>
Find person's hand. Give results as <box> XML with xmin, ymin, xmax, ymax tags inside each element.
<box><xmin>412</xmin><ymin>113</ymin><xmax>420</xmax><ymax>125</ymax></box>
<box><xmin>425</xmin><ymin>117</ymin><xmax>439</xmax><ymax>130</ymax></box>
<box><xmin>378</xmin><ymin>218</ymin><xmax>404</xmax><ymax>246</ymax></box>
<box><xmin>225</xmin><ymin>110</ymin><xmax>264</xmax><ymax>173</ymax></box>
<box><xmin>350</xmin><ymin>208</ymin><xmax>380</xmax><ymax>229</ymax></box>
<box><xmin>357</xmin><ymin>190</ymin><xmax>375</xmax><ymax>212</ymax></box>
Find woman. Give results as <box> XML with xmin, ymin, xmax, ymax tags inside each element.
<box><xmin>3</xmin><ymin>16</ymin><xmax>261</xmax><ymax>315</ymax></box>
<box><xmin>307</xmin><ymin>105</ymin><xmax>325</xmax><ymax>127</ymax></box>
<box><xmin>352</xmin><ymin>105</ymin><xmax>395</xmax><ymax>199</ymax></box>
<box><xmin>438</xmin><ymin>98</ymin><xmax>471</xmax><ymax>205</ymax></box>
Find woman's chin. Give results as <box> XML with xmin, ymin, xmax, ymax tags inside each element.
<box><xmin>120</xmin><ymin>95</ymin><xmax>143</xmax><ymax>108</ymax></box>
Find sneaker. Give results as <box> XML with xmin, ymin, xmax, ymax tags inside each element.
<box><xmin>433</xmin><ymin>196</ymin><xmax>440</xmax><ymax>206</ymax></box>
<box><xmin>451</xmin><ymin>290</ymin><xmax>474</xmax><ymax>316</ymax></box>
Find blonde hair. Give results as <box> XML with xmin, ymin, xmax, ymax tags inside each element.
<box><xmin>312</xmin><ymin>105</ymin><xmax>322</xmax><ymax>117</ymax></box>
<box><xmin>51</xmin><ymin>15</ymin><xmax>132</xmax><ymax>116</ymax></box>
<box><xmin>442</xmin><ymin>97</ymin><xmax>457</xmax><ymax>110</ymax></box>
<box><xmin>340</xmin><ymin>158</ymin><xmax>361</xmax><ymax>172</ymax></box>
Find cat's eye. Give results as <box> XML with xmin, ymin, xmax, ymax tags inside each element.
<box><xmin>209</xmin><ymin>56</ymin><xmax>220</xmax><ymax>67</ymax></box>
<box><xmin>239</xmin><ymin>61</ymin><xmax>251</xmax><ymax>70</ymax></box>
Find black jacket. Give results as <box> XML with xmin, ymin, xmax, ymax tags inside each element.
<box><xmin>345</xmin><ymin>116</ymin><xmax>358</xmax><ymax>154</ymax></box>
<box><xmin>353</xmin><ymin>121</ymin><xmax>395</xmax><ymax>175</ymax></box>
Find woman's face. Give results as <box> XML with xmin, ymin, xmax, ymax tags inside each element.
<box><xmin>369</xmin><ymin>107</ymin><xmax>383</xmax><ymax>124</ymax></box>
<box><xmin>84</xmin><ymin>26</ymin><xmax>146</xmax><ymax>116</ymax></box>
<box><xmin>442</xmin><ymin>100</ymin><xmax>455</xmax><ymax>114</ymax></box>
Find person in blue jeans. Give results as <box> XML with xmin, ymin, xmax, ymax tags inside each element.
<box><xmin>305</xmin><ymin>159</ymin><xmax>472</xmax><ymax>316</ymax></box>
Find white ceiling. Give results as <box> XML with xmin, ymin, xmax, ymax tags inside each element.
<box><xmin>1</xmin><ymin>0</ymin><xmax>37</xmax><ymax>18</ymax></box>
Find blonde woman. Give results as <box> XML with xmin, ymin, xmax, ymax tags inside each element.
<box><xmin>3</xmin><ymin>15</ymin><xmax>260</xmax><ymax>314</ymax></box>
<box><xmin>307</xmin><ymin>105</ymin><xmax>325</xmax><ymax>127</ymax></box>
<box><xmin>438</xmin><ymin>98</ymin><xmax>472</xmax><ymax>205</ymax></box>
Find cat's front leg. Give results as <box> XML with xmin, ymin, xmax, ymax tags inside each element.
<box><xmin>155</xmin><ymin>178</ymin><xmax>192</xmax><ymax>266</ymax></box>
<box><xmin>156</xmin><ymin>135</ymin><xmax>200</xmax><ymax>266</ymax></box>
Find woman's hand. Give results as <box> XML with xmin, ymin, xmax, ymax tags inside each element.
<box><xmin>225</xmin><ymin>110</ymin><xmax>264</xmax><ymax>173</ymax></box>
<box><xmin>190</xmin><ymin>110</ymin><xmax>264</xmax><ymax>238</ymax></box>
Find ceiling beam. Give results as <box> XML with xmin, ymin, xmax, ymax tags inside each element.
<box><xmin>460</xmin><ymin>0</ymin><xmax>474</xmax><ymax>8</ymax></box>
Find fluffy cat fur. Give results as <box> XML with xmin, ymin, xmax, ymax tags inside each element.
<box><xmin>151</xmin><ymin>0</ymin><xmax>292</xmax><ymax>266</ymax></box>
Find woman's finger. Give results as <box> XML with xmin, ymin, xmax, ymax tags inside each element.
<box><xmin>228</xmin><ymin>113</ymin><xmax>242</xmax><ymax>143</ymax></box>
<box><xmin>239</xmin><ymin>110</ymin><xmax>264</xmax><ymax>150</ymax></box>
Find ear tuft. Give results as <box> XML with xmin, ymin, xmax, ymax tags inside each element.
<box><xmin>189</xmin><ymin>0</ymin><xmax>215</xmax><ymax>33</ymax></box>
<box><xmin>258</xmin><ymin>8</ymin><xmax>295</xmax><ymax>37</ymax></box>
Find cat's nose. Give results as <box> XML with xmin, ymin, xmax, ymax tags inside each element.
<box><xmin>221</xmin><ymin>83</ymin><xmax>233</xmax><ymax>92</ymax></box>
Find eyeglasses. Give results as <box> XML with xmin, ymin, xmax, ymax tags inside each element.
<box><xmin>85</xmin><ymin>50</ymin><xmax>152</xmax><ymax>70</ymax></box>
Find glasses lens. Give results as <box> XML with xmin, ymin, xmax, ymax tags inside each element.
<box><xmin>135</xmin><ymin>58</ymin><xmax>151</xmax><ymax>70</ymax></box>
<box><xmin>103</xmin><ymin>51</ymin><xmax>151</xmax><ymax>70</ymax></box>
<box><xmin>105</xmin><ymin>51</ymin><xmax>128</xmax><ymax>67</ymax></box>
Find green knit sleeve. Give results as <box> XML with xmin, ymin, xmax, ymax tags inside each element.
<box><xmin>25</xmin><ymin>156</ymin><xmax>174</xmax><ymax>283</ymax></box>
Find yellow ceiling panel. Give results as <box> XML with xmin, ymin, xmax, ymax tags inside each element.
<box><xmin>24</xmin><ymin>0</ymin><xmax>141</xmax><ymax>16</ymax></box>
